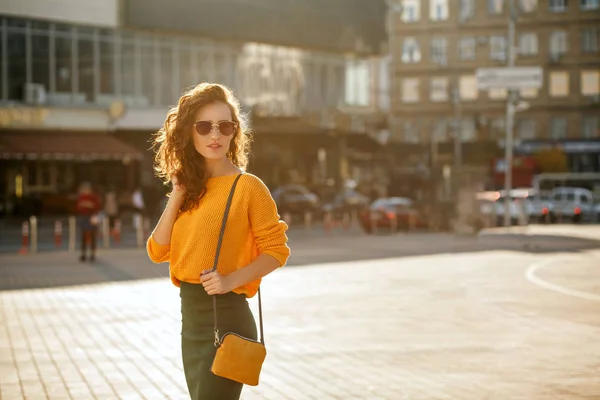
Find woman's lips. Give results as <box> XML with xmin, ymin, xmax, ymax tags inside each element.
<box><xmin>207</xmin><ymin>144</ymin><xmax>222</xmax><ymax>150</ymax></box>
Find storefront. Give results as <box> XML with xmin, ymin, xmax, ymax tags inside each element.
<box><xmin>519</xmin><ymin>139</ymin><xmax>600</xmax><ymax>174</ymax></box>
<box><xmin>0</xmin><ymin>129</ymin><xmax>142</xmax><ymax>217</ymax></box>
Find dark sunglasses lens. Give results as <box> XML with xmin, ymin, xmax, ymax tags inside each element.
<box><xmin>195</xmin><ymin>122</ymin><xmax>212</xmax><ymax>135</ymax></box>
<box><xmin>219</xmin><ymin>122</ymin><xmax>236</xmax><ymax>136</ymax></box>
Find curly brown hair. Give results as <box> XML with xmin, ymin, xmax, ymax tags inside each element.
<box><xmin>151</xmin><ymin>83</ymin><xmax>252</xmax><ymax>212</ymax></box>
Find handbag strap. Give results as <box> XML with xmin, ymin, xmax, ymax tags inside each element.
<box><xmin>210</xmin><ymin>173</ymin><xmax>265</xmax><ymax>348</ymax></box>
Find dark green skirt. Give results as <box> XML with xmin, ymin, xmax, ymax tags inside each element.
<box><xmin>180</xmin><ymin>282</ymin><xmax>257</xmax><ymax>400</ymax></box>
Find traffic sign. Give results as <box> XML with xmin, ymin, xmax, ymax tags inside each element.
<box><xmin>476</xmin><ymin>67</ymin><xmax>543</xmax><ymax>90</ymax></box>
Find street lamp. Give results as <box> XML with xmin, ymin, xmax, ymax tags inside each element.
<box><xmin>503</xmin><ymin>0</ymin><xmax>517</xmax><ymax>227</ymax></box>
<box><xmin>451</xmin><ymin>86</ymin><xmax>462</xmax><ymax>175</ymax></box>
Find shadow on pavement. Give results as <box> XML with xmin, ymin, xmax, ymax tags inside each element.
<box><xmin>1</xmin><ymin>230</ymin><xmax>599</xmax><ymax>291</ymax></box>
<box><xmin>285</xmin><ymin>231</ymin><xmax>600</xmax><ymax>266</ymax></box>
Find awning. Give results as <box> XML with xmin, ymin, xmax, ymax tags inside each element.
<box><xmin>0</xmin><ymin>131</ymin><xmax>144</xmax><ymax>161</ymax></box>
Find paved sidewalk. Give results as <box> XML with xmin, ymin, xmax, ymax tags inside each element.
<box><xmin>1</xmin><ymin>227</ymin><xmax>600</xmax><ymax>399</ymax></box>
<box><xmin>2</xmin><ymin>249</ymin><xmax>599</xmax><ymax>399</ymax></box>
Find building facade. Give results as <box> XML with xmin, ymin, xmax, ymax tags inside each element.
<box><xmin>387</xmin><ymin>0</ymin><xmax>600</xmax><ymax>190</ymax></box>
<box><xmin>0</xmin><ymin>1</ymin><xmax>390</xmax><ymax>217</ymax></box>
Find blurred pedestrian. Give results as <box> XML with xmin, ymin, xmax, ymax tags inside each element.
<box><xmin>146</xmin><ymin>83</ymin><xmax>290</xmax><ymax>399</ymax></box>
<box><xmin>75</xmin><ymin>182</ymin><xmax>101</xmax><ymax>262</ymax></box>
<box><xmin>132</xmin><ymin>186</ymin><xmax>145</xmax><ymax>229</ymax></box>
<box><xmin>104</xmin><ymin>187</ymin><xmax>119</xmax><ymax>237</ymax></box>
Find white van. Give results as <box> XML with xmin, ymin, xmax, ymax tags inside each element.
<box><xmin>550</xmin><ymin>187</ymin><xmax>595</xmax><ymax>222</ymax></box>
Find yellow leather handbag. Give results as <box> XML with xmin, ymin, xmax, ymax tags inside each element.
<box><xmin>208</xmin><ymin>173</ymin><xmax>267</xmax><ymax>386</ymax></box>
<box><xmin>210</xmin><ymin>291</ymin><xmax>267</xmax><ymax>386</ymax></box>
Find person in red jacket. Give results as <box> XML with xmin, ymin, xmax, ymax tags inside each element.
<box><xmin>75</xmin><ymin>182</ymin><xmax>101</xmax><ymax>262</ymax></box>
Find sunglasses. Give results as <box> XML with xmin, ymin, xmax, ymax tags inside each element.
<box><xmin>193</xmin><ymin>120</ymin><xmax>237</xmax><ymax>136</ymax></box>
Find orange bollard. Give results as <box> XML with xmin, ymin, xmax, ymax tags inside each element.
<box><xmin>390</xmin><ymin>213</ymin><xmax>398</xmax><ymax>233</ymax></box>
<box><xmin>370</xmin><ymin>211</ymin><xmax>378</xmax><ymax>235</ymax></box>
<box><xmin>342</xmin><ymin>212</ymin><xmax>350</xmax><ymax>231</ymax></box>
<box><xmin>283</xmin><ymin>212</ymin><xmax>292</xmax><ymax>227</ymax></box>
<box><xmin>19</xmin><ymin>221</ymin><xmax>29</xmax><ymax>254</ymax></box>
<box><xmin>54</xmin><ymin>220</ymin><xmax>63</xmax><ymax>247</ymax></box>
<box><xmin>408</xmin><ymin>211</ymin><xmax>417</xmax><ymax>232</ymax></box>
<box><xmin>304</xmin><ymin>211</ymin><xmax>312</xmax><ymax>230</ymax></box>
<box><xmin>113</xmin><ymin>219</ymin><xmax>122</xmax><ymax>245</ymax></box>
<box><xmin>324</xmin><ymin>212</ymin><xmax>333</xmax><ymax>235</ymax></box>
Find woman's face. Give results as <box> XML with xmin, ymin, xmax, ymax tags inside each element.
<box><xmin>190</xmin><ymin>101</ymin><xmax>236</xmax><ymax>162</ymax></box>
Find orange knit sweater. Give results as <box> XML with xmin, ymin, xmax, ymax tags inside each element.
<box><xmin>146</xmin><ymin>173</ymin><xmax>290</xmax><ymax>297</ymax></box>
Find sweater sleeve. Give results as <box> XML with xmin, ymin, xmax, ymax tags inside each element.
<box><xmin>248</xmin><ymin>177</ymin><xmax>291</xmax><ymax>267</ymax></box>
<box><xmin>146</xmin><ymin>234</ymin><xmax>171</xmax><ymax>263</ymax></box>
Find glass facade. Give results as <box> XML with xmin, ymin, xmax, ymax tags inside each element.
<box><xmin>0</xmin><ymin>15</ymin><xmax>372</xmax><ymax>116</ymax></box>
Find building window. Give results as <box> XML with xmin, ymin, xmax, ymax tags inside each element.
<box><xmin>433</xmin><ymin>119</ymin><xmax>449</xmax><ymax>141</ymax></box>
<box><xmin>550</xmin><ymin>71</ymin><xmax>570</xmax><ymax>97</ymax></box>
<box><xmin>345</xmin><ymin>60</ymin><xmax>370</xmax><ymax>106</ymax></box>
<box><xmin>580</xmin><ymin>0</ymin><xmax>599</xmax><ymax>11</ymax></box>
<box><xmin>490</xmin><ymin>117</ymin><xmax>506</xmax><ymax>139</ymax></box>
<box><xmin>402</xmin><ymin>37</ymin><xmax>422</xmax><ymax>63</ymax></box>
<box><xmin>401</xmin><ymin>0</ymin><xmax>421</xmax><ymax>22</ymax></box>
<box><xmin>520</xmin><ymin>87</ymin><xmax>539</xmax><ymax>98</ymax></box>
<box><xmin>581</xmin><ymin>70</ymin><xmax>600</xmax><ymax>96</ymax></box>
<box><xmin>459</xmin><ymin>37</ymin><xmax>476</xmax><ymax>60</ymax></box>
<box><xmin>31</xmin><ymin>30</ymin><xmax>50</xmax><ymax>94</ymax></box>
<box><xmin>549</xmin><ymin>30</ymin><xmax>568</xmax><ymax>57</ymax></box>
<box><xmin>402</xmin><ymin>78</ymin><xmax>420</xmax><ymax>103</ymax></box>
<box><xmin>519</xmin><ymin>33</ymin><xmax>538</xmax><ymax>56</ymax></box>
<box><xmin>459</xmin><ymin>118</ymin><xmax>477</xmax><ymax>142</ymax></box>
<box><xmin>581</xmin><ymin>116</ymin><xmax>599</xmax><ymax>138</ymax></box>
<box><xmin>431</xmin><ymin>38</ymin><xmax>447</xmax><ymax>64</ymax></box>
<box><xmin>489</xmin><ymin>88</ymin><xmax>507</xmax><ymax>100</ymax></box>
<box><xmin>581</xmin><ymin>28</ymin><xmax>599</xmax><ymax>53</ymax></box>
<box><xmin>430</xmin><ymin>0</ymin><xmax>449</xmax><ymax>21</ymax></box>
<box><xmin>403</xmin><ymin>120</ymin><xmax>420</xmax><ymax>143</ymax></box>
<box><xmin>550</xmin><ymin>0</ymin><xmax>568</xmax><ymax>12</ymax></box>
<box><xmin>430</xmin><ymin>77</ymin><xmax>448</xmax><ymax>102</ymax></box>
<box><xmin>459</xmin><ymin>0</ymin><xmax>475</xmax><ymax>20</ymax></box>
<box><xmin>488</xmin><ymin>0</ymin><xmax>504</xmax><ymax>14</ymax></box>
<box><xmin>550</xmin><ymin>116</ymin><xmax>568</xmax><ymax>139</ymax></box>
<box><xmin>517</xmin><ymin>118</ymin><xmax>536</xmax><ymax>140</ymax></box>
<box><xmin>490</xmin><ymin>36</ymin><xmax>507</xmax><ymax>61</ymax></box>
<box><xmin>519</xmin><ymin>0</ymin><xmax>538</xmax><ymax>12</ymax></box>
<box><xmin>459</xmin><ymin>75</ymin><xmax>478</xmax><ymax>101</ymax></box>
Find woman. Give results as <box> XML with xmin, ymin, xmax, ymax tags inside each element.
<box><xmin>146</xmin><ymin>83</ymin><xmax>290</xmax><ymax>399</ymax></box>
<box><xmin>75</xmin><ymin>182</ymin><xmax>101</xmax><ymax>262</ymax></box>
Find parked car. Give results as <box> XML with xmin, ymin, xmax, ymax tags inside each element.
<box><xmin>524</xmin><ymin>193</ymin><xmax>555</xmax><ymax>223</ymax></box>
<box><xmin>321</xmin><ymin>188</ymin><xmax>370</xmax><ymax>215</ymax></box>
<box><xmin>271</xmin><ymin>184</ymin><xmax>319</xmax><ymax>216</ymax></box>
<box><xmin>358</xmin><ymin>197</ymin><xmax>426</xmax><ymax>233</ymax></box>
<box><xmin>550</xmin><ymin>187</ymin><xmax>595</xmax><ymax>223</ymax></box>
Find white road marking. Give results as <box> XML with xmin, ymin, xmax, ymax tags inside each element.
<box><xmin>526</xmin><ymin>259</ymin><xmax>600</xmax><ymax>302</ymax></box>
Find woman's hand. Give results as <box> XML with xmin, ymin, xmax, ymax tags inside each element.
<box><xmin>171</xmin><ymin>174</ymin><xmax>186</xmax><ymax>194</ymax></box>
<box><xmin>201</xmin><ymin>271</ymin><xmax>234</xmax><ymax>295</ymax></box>
<box><xmin>169</xmin><ymin>174</ymin><xmax>186</xmax><ymax>206</ymax></box>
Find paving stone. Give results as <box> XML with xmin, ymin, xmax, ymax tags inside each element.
<box><xmin>1</xmin><ymin>229</ymin><xmax>600</xmax><ymax>399</ymax></box>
